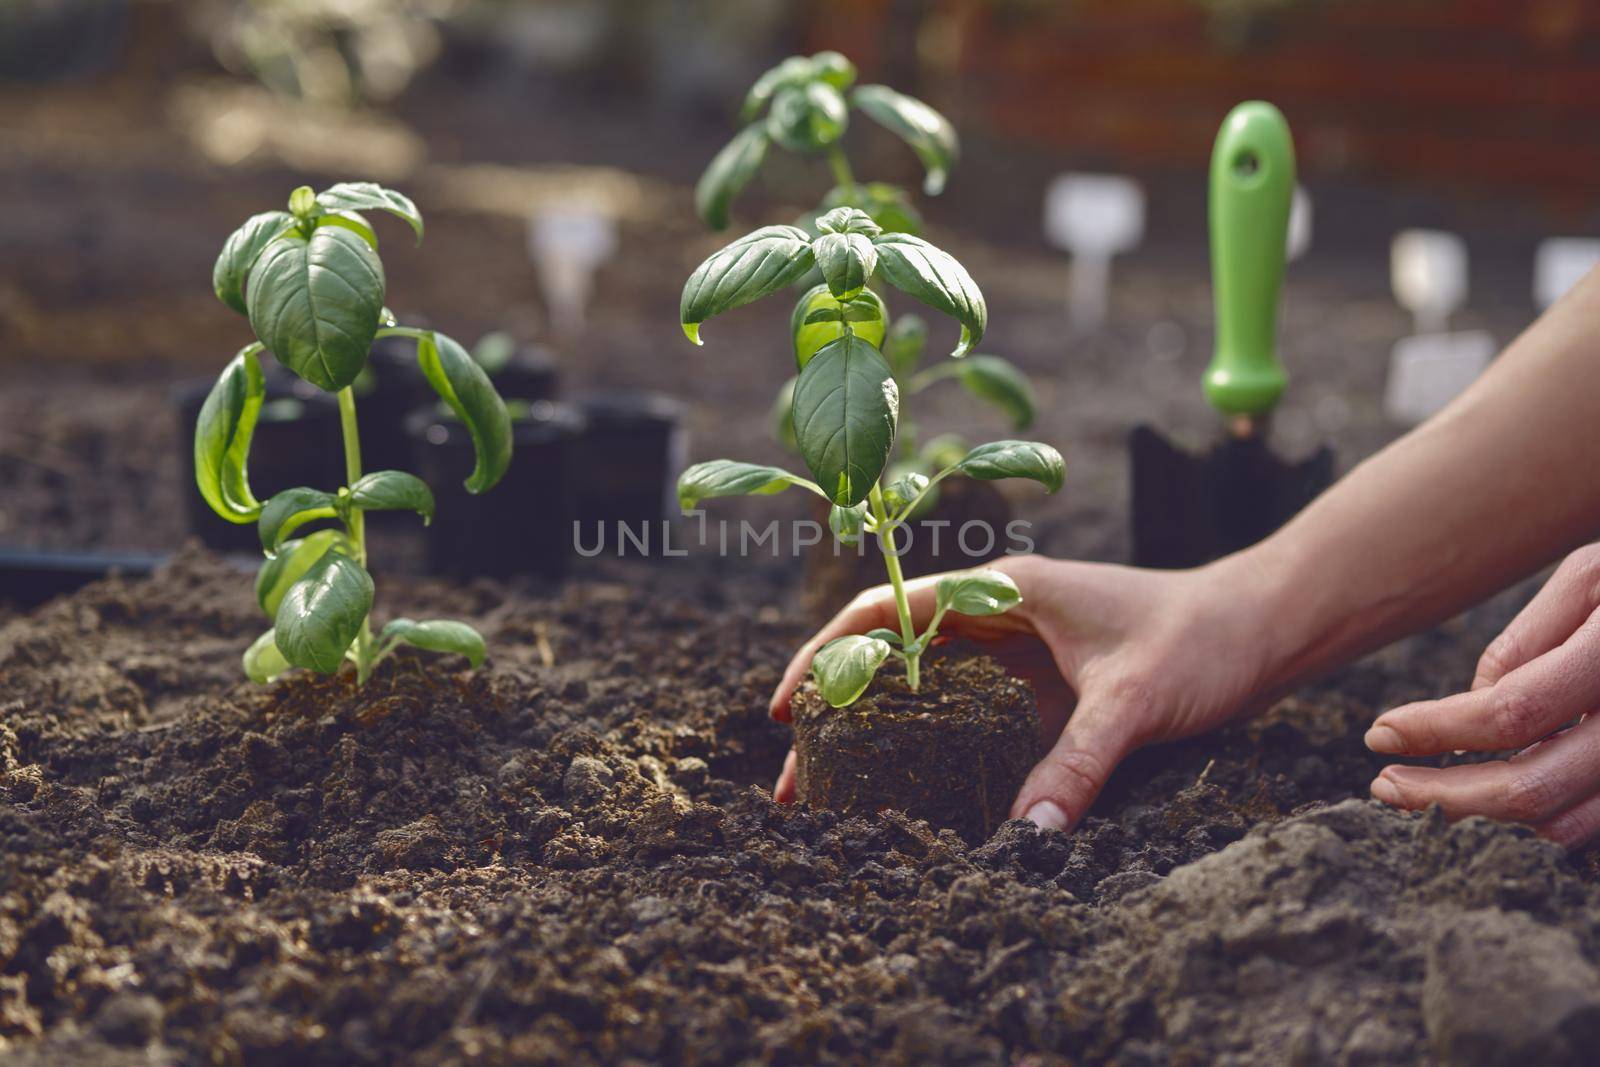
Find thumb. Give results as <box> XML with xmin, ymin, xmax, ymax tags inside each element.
<box><xmin>1008</xmin><ymin>700</ymin><xmax>1134</xmax><ymax>831</ymax></box>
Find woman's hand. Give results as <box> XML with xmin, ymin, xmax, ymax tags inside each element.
<box><xmin>768</xmin><ymin>553</ymin><xmax>1285</xmax><ymax>831</ymax></box>
<box><xmin>1365</xmin><ymin>543</ymin><xmax>1600</xmax><ymax>847</ymax></box>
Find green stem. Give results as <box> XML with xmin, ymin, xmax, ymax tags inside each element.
<box><xmin>869</xmin><ymin>482</ymin><xmax>920</xmax><ymax>690</ymax></box>
<box><xmin>826</xmin><ymin>144</ymin><xmax>857</xmax><ymax>193</ymax></box>
<box><xmin>337</xmin><ymin>387</ymin><xmax>375</xmax><ymax>684</ymax></box>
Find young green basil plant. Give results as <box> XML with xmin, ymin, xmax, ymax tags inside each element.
<box><xmin>676</xmin><ymin>206</ymin><xmax>1065</xmax><ymax>707</ymax></box>
<box><xmin>695</xmin><ymin>50</ymin><xmax>958</xmax><ymax>237</ymax></box>
<box><xmin>199</xmin><ymin>182</ymin><xmax>512</xmax><ymax>686</ymax></box>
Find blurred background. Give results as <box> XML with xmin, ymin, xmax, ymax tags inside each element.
<box><xmin>2</xmin><ymin>0</ymin><xmax>1598</xmax><ymax>595</ymax></box>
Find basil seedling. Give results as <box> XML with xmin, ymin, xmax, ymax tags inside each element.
<box><xmin>200</xmin><ymin>182</ymin><xmax>512</xmax><ymax>685</ymax></box>
<box><xmin>696</xmin><ymin>50</ymin><xmax>957</xmax><ymax>235</ymax></box>
<box><xmin>676</xmin><ymin>207</ymin><xmax>1064</xmax><ymax>705</ymax></box>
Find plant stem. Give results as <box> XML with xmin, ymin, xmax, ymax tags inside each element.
<box><xmin>869</xmin><ymin>482</ymin><xmax>920</xmax><ymax>690</ymax></box>
<box><xmin>826</xmin><ymin>144</ymin><xmax>857</xmax><ymax>193</ymax></box>
<box><xmin>337</xmin><ymin>387</ymin><xmax>375</xmax><ymax>684</ymax></box>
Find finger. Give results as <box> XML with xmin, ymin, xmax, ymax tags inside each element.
<box><xmin>1534</xmin><ymin>790</ymin><xmax>1600</xmax><ymax>849</ymax></box>
<box><xmin>1367</xmin><ymin>606</ymin><xmax>1600</xmax><ymax>755</ymax></box>
<box><xmin>1474</xmin><ymin>549</ymin><xmax>1600</xmax><ymax>689</ymax></box>
<box><xmin>1369</xmin><ymin>712</ymin><xmax>1600</xmax><ymax>823</ymax></box>
<box><xmin>1008</xmin><ymin>697</ymin><xmax>1137</xmax><ymax>831</ymax></box>
<box><xmin>767</xmin><ymin>575</ymin><xmax>947</xmax><ymax>722</ymax></box>
<box><xmin>773</xmin><ymin>749</ymin><xmax>797</xmax><ymax>804</ymax></box>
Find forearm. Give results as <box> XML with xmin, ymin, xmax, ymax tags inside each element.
<box><xmin>1235</xmin><ymin>267</ymin><xmax>1600</xmax><ymax>694</ymax></box>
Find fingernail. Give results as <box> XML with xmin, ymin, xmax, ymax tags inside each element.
<box><xmin>1365</xmin><ymin>723</ymin><xmax>1403</xmax><ymax>754</ymax></box>
<box><xmin>1369</xmin><ymin>774</ymin><xmax>1400</xmax><ymax>806</ymax></box>
<box><xmin>1025</xmin><ymin>800</ymin><xmax>1069</xmax><ymax>831</ymax></box>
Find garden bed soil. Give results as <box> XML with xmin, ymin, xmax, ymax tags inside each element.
<box><xmin>5</xmin><ymin>552</ymin><xmax>1600</xmax><ymax>1065</ymax></box>
<box><xmin>791</xmin><ymin>647</ymin><xmax>1038</xmax><ymax>845</ymax></box>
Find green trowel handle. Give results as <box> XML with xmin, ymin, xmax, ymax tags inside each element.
<box><xmin>1204</xmin><ymin>101</ymin><xmax>1296</xmax><ymax>418</ymax></box>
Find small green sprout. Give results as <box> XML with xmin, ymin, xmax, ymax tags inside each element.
<box><xmin>200</xmin><ymin>182</ymin><xmax>512</xmax><ymax>685</ymax></box>
<box><xmin>675</xmin><ymin>207</ymin><xmax>1064</xmax><ymax>705</ymax></box>
<box><xmin>695</xmin><ymin>50</ymin><xmax>959</xmax><ymax>235</ymax></box>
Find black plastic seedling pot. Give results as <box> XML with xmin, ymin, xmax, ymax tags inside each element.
<box><xmin>408</xmin><ymin>400</ymin><xmax>585</xmax><ymax>579</ymax></box>
<box><xmin>570</xmin><ymin>391</ymin><xmax>686</xmax><ymax>534</ymax></box>
<box><xmin>173</xmin><ymin>373</ymin><xmax>343</xmax><ymax>554</ymax></box>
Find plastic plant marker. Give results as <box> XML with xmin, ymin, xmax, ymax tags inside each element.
<box><xmin>1043</xmin><ymin>173</ymin><xmax>1145</xmax><ymax>332</ymax></box>
<box><xmin>1129</xmin><ymin>102</ymin><xmax>1333</xmax><ymax>570</ymax></box>
<box><xmin>1391</xmin><ymin>229</ymin><xmax>1467</xmax><ymax>336</ymax></box>
<box><xmin>528</xmin><ymin>205</ymin><xmax>618</xmax><ymax>337</ymax></box>
<box><xmin>1383</xmin><ymin>330</ymin><xmax>1495</xmax><ymax>427</ymax></box>
<box><xmin>1534</xmin><ymin>238</ymin><xmax>1600</xmax><ymax>310</ymax></box>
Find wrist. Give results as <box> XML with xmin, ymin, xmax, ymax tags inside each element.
<box><xmin>1191</xmin><ymin>538</ymin><xmax>1319</xmax><ymax>704</ymax></box>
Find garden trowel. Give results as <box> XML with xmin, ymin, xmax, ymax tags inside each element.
<box><xmin>1130</xmin><ymin>102</ymin><xmax>1333</xmax><ymax>569</ymax></box>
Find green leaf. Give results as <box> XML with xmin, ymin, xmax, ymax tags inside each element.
<box><xmin>811</xmin><ymin>634</ymin><xmax>893</xmax><ymax>708</ymax></box>
<box><xmin>864</xmin><ymin>627</ymin><xmax>902</xmax><ymax>646</ymax></box>
<box><xmin>317</xmin><ymin>209</ymin><xmax>379</xmax><ymax>250</ymax></box>
<box><xmin>696</xmin><ymin>124</ymin><xmax>770</xmax><ymax>231</ymax></box>
<box><xmin>790</xmin><ymin>284</ymin><xmax>886</xmax><ymax>369</ymax></box>
<box><xmin>814</xmin><ymin>232</ymin><xmax>878</xmax><ymax>301</ymax></box>
<box><xmin>815</xmin><ymin>207</ymin><xmax>882</xmax><ymax>236</ymax></box>
<box><xmin>349</xmin><ymin>470</ymin><xmax>435</xmax><ymax>523</ymax></box>
<box><xmin>792</xmin><ymin>334</ymin><xmax>899</xmax><ymax>507</ymax></box>
<box><xmin>258</xmin><ymin>487</ymin><xmax>339</xmax><ymax>555</ymax></box>
<box><xmin>809</xmin><ymin>51</ymin><xmax>857</xmax><ymax>92</ymax></box>
<box><xmin>676</xmin><ymin>460</ymin><xmax>817</xmax><ymax>513</ymax></box>
<box><xmin>766</xmin><ymin>81</ymin><xmax>848</xmax><ymax>153</ymax></box>
<box><xmin>956</xmin><ymin>355</ymin><xmax>1035</xmax><ymax>430</ymax></box>
<box><xmin>247</xmin><ymin>225</ymin><xmax>385</xmax><ymax>392</ymax></box>
<box><xmin>378</xmin><ymin>618</ymin><xmax>486</xmax><ymax>669</ymax></box>
<box><xmin>935</xmin><ymin>570</ymin><xmax>1022</xmax><ymax>617</ymax></box>
<box><xmin>194</xmin><ymin>346</ymin><xmax>266</xmax><ymax>523</ymax></box>
<box><xmin>883</xmin><ymin>471</ymin><xmax>930</xmax><ymax>513</ymax></box>
<box><xmin>416</xmin><ymin>331</ymin><xmax>513</xmax><ymax>493</ymax></box>
<box><xmin>274</xmin><ymin>548</ymin><xmax>374</xmax><ymax>675</ymax></box>
<box><xmin>243</xmin><ymin>628</ymin><xmax>292</xmax><ymax>685</ymax></box>
<box><xmin>741</xmin><ymin>55</ymin><xmax>813</xmax><ymax>122</ymax></box>
<box><xmin>851</xmin><ymin>85</ymin><xmax>960</xmax><ymax>196</ymax></box>
<box><xmin>954</xmin><ymin>440</ymin><xmax>1065</xmax><ymax>493</ymax></box>
<box><xmin>822</xmin><ymin>181</ymin><xmax>923</xmax><ymax>236</ymax></box>
<box><xmin>213</xmin><ymin>211</ymin><xmax>294</xmax><ymax>315</ymax></box>
<box><xmin>681</xmin><ymin>225</ymin><xmax>816</xmax><ymax>344</ymax></box>
<box><xmin>256</xmin><ymin>529</ymin><xmax>346</xmax><ymax>617</ymax></box>
<box><xmin>883</xmin><ymin>313</ymin><xmax>928</xmax><ymax>380</ymax></box>
<box><xmin>829</xmin><ymin>501</ymin><xmax>868</xmax><ymax>544</ymax></box>
<box><xmin>316</xmin><ymin>181</ymin><xmax>423</xmax><ymax>242</ymax></box>
<box><xmin>872</xmin><ymin>232</ymin><xmax>986</xmax><ymax>357</ymax></box>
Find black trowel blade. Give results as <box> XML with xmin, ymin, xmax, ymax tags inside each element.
<box><xmin>1129</xmin><ymin>424</ymin><xmax>1333</xmax><ymax>569</ymax></box>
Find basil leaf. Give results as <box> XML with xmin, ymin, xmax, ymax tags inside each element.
<box><xmin>681</xmin><ymin>225</ymin><xmax>816</xmax><ymax>344</ymax></box>
<box><xmin>349</xmin><ymin>470</ymin><xmax>435</xmax><ymax>523</ymax></box>
<box><xmin>247</xmin><ymin>225</ymin><xmax>385</xmax><ymax>392</ymax></box>
<box><xmin>864</xmin><ymin>627</ymin><xmax>902</xmax><ymax>646</ymax></box>
<box><xmin>379</xmin><ymin>617</ymin><xmax>486</xmax><ymax>669</ymax></box>
<box><xmin>741</xmin><ymin>55</ymin><xmax>813</xmax><ymax>122</ymax></box>
<box><xmin>791</xmin><ymin>284</ymin><xmax>886</xmax><ymax>369</ymax></box>
<box><xmin>695</xmin><ymin>124</ymin><xmax>769</xmax><ymax>231</ymax></box>
<box><xmin>258</xmin><ymin>487</ymin><xmax>339</xmax><ymax>555</ymax></box>
<box><xmin>213</xmin><ymin>211</ymin><xmax>294</xmax><ymax>315</ymax></box>
<box><xmin>956</xmin><ymin>355</ymin><xmax>1035</xmax><ymax>431</ymax></box>
<box><xmin>811</xmin><ymin>634</ymin><xmax>892</xmax><ymax>708</ymax></box>
<box><xmin>677</xmin><ymin>460</ymin><xmax>818</xmax><ymax>513</ymax></box>
<box><xmin>954</xmin><ymin>440</ymin><xmax>1065</xmax><ymax>493</ymax></box>
<box><xmin>256</xmin><ymin>529</ymin><xmax>346</xmax><ymax>617</ymax></box>
<box><xmin>815</xmin><ymin>207</ymin><xmax>880</xmax><ymax>236</ymax></box>
<box><xmin>822</xmin><ymin>181</ymin><xmax>923</xmax><ymax>236</ymax></box>
<box><xmin>274</xmin><ymin>548</ymin><xmax>374</xmax><ymax>675</ymax></box>
<box><xmin>767</xmin><ymin>81</ymin><xmax>848</xmax><ymax>153</ymax></box>
<box><xmin>872</xmin><ymin>232</ymin><xmax>986</xmax><ymax>357</ymax></box>
<box><xmin>814</xmin><ymin>231</ymin><xmax>878</xmax><ymax>300</ymax></box>
<box><xmin>851</xmin><ymin>85</ymin><xmax>960</xmax><ymax>196</ymax></box>
<box><xmin>416</xmin><ymin>331</ymin><xmax>513</xmax><ymax>493</ymax></box>
<box><xmin>243</xmin><ymin>628</ymin><xmax>292</xmax><ymax>685</ymax></box>
<box><xmin>317</xmin><ymin>209</ymin><xmax>378</xmax><ymax>250</ymax></box>
<box><xmin>883</xmin><ymin>471</ymin><xmax>930</xmax><ymax>513</ymax></box>
<box><xmin>194</xmin><ymin>346</ymin><xmax>266</xmax><ymax>523</ymax></box>
<box><xmin>792</xmin><ymin>334</ymin><xmax>899</xmax><ymax>507</ymax></box>
<box><xmin>883</xmin><ymin>313</ymin><xmax>928</xmax><ymax>379</ymax></box>
<box><xmin>828</xmin><ymin>501</ymin><xmax>867</xmax><ymax>544</ymax></box>
<box><xmin>316</xmin><ymin>182</ymin><xmax>423</xmax><ymax>242</ymax></box>
<box><xmin>809</xmin><ymin>51</ymin><xmax>857</xmax><ymax>92</ymax></box>
<box><xmin>935</xmin><ymin>570</ymin><xmax>1022</xmax><ymax>618</ymax></box>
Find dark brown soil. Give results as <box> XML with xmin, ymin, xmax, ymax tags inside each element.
<box><xmin>5</xmin><ymin>553</ymin><xmax>1600</xmax><ymax>1066</ymax></box>
<box><xmin>792</xmin><ymin>647</ymin><xmax>1038</xmax><ymax>845</ymax></box>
